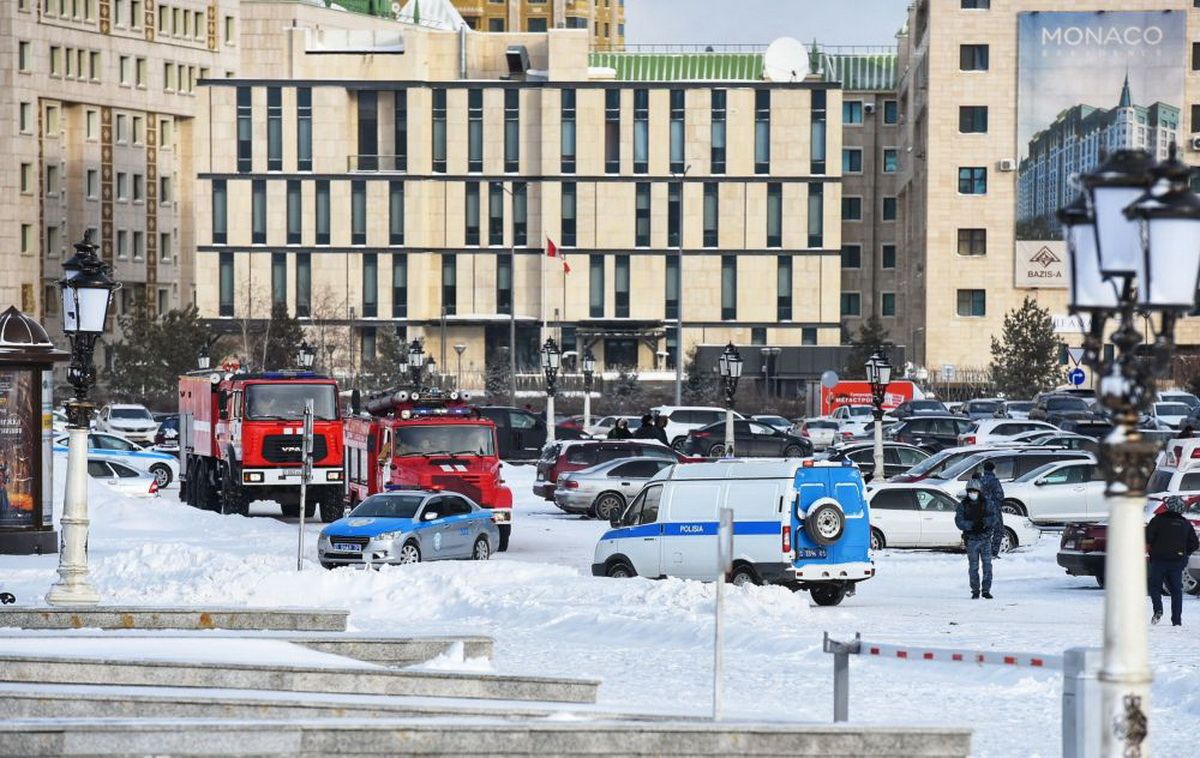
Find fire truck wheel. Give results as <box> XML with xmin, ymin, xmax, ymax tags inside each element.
<box><xmin>497</xmin><ymin>525</ymin><xmax>511</xmax><ymax>552</ymax></box>
<box><xmin>472</xmin><ymin>536</ymin><xmax>491</xmax><ymax>561</ymax></box>
<box><xmin>319</xmin><ymin>495</ymin><xmax>343</xmax><ymax>524</ymax></box>
<box><xmin>280</xmin><ymin>504</ymin><xmax>300</xmax><ymax>519</ymax></box>
<box><xmin>304</xmin><ymin>500</ymin><xmax>316</xmax><ymax>519</ymax></box>
<box><xmin>220</xmin><ymin>466</ymin><xmax>249</xmax><ymax>516</ymax></box>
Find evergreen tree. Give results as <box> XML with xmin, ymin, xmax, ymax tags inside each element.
<box><xmin>105</xmin><ymin>304</ymin><xmax>219</xmax><ymax>408</ymax></box>
<box><xmin>844</xmin><ymin>316</ymin><xmax>890</xmax><ymax>378</ymax></box>
<box><xmin>485</xmin><ymin>357</ymin><xmax>514</xmax><ymax>402</ymax></box>
<box><xmin>608</xmin><ymin>368</ymin><xmax>644</xmax><ymax>412</ymax></box>
<box><xmin>682</xmin><ymin>346</ymin><xmax>718</xmax><ymax>405</ymax></box>
<box><xmin>989</xmin><ymin>296</ymin><xmax>1064</xmax><ymax>399</ymax></box>
<box><xmin>360</xmin><ymin>326</ymin><xmax>408</xmax><ymax>392</ymax></box>
<box><xmin>259</xmin><ymin>302</ymin><xmax>305</xmax><ymax>371</ymax></box>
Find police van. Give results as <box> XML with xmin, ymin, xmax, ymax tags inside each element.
<box><xmin>591</xmin><ymin>458</ymin><xmax>874</xmax><ymax>606</ymax></box>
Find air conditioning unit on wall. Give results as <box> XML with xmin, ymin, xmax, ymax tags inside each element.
<box><xmin>997</xmin><ymin>159</ymin><xmax>1017</xmax><ymax>172</ymax></box>
<box><xmin>1189</xmin><ymin>134</ymin><xmax>1200</xmax><ymax>152</ymax></box>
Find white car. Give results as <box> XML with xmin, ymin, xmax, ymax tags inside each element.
<box><xmin>829</xmin><ymin>404</ymin><xmax>877</xmax><ymax>438</ymax></box>
<box><xmin>795</xmin><ymin>418</ymin><xmax>840</xmax><ymax>451</ymax></box>
<box><xmin>1002</xmin><ymin>400</ymin><xmax>1035</xmax><ymax>420</ymax></box>
<box><xmin>95</xmin><ymin>403</ymin><xmax>159</xmax><ymax>444</ymax></box>
<box><xmin>87</xmin><ymin>457</ymin><xmax>160</xmax><ymax>497</ymax></box>
<box><xmin>996</xmin><ymin>459</ymin><xmax>1109</xmax><ymax>524</ymax></box>
<box><xmin>650</xmin><ymin>405</ymin><xmax>744</xmax><ymax>450</ymax></box>
<box><xmin>54</xmin><ymin>431</ymin><xmax>179</xmax><ymax>489</ymax></box>
<box><xmin>1158</xmin><ymin>391</ymin><xmax>1199</xmax><ymax>411</ymax></box>
<box><xmin>752</xmin><ymin>414</ymin><xmax>793</xmax><ymax>434</ymax></box>
<box><xmin>866</xmin><ymin>483</ymin><xmax>1039</xmax><ymax>552</ymax></box>
<box><xmin>957</xmin><ymin>418</ymin><xmax>1060</xmax><ymax>446</ymax></box>
<box><xmin>584</xmin><ymin>415</ymin><xmax>642</xmax><ymax>439</ymax></box>
<box><xmin>1148</xmin><ymin>402</ymin><xmax>1190</xmax><ymax>432</ymax></box>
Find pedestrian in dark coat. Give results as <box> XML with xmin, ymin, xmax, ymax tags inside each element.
<box><xmin>955</xmin><ymin>477</ymin><xmax>1000</xmax><ymax>599</ymax></box>
<box><xmin>607</xmin><ymin>418</ymin><xmax>633</xmax><ymax>439</ymax></box>
<box><xmin>1147</xmin><ymin>497</ymin><xmax>1200</xmax><ymax>626</ymax></box>
<box><xmin>980</xmin><ymin>461</ymin><xmax>1006</xmax><ymax>558</ymax></box>
<box><xmin>651</xmin><ymin>415</ymin><xmax>670</xmax><ymax>446</ymax></box>
<box><xmin>633</xmin><ymin>414</ymin><xmax>657</xmax><ymax>440</ymax></box>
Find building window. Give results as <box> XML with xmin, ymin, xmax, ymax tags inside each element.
<box><xmin>767</xmin><ymin>183</ymin><xmax>783</xmax><ymax>248</ymax></box>
<box><xmin>135</xmin><ymin>56</ymin><xmax>146</xmax><ymax>87</ymax></box>
<box><xmin>236</xmin><ymin>86</ymin><xmax>252</xmax><ymax>172</ymax></box>
<box><xmin>958</xmin><ymin>167</ymin><xmax>987</xmax><ymax>194</ymax></box>
<box><xmin>432</xmin><ymin>88</ymin><xmax>447</xmax><ymax>173</ymax></box>
<box><xmin>513</xmin><ymin>181</ymin><xmax>528</xmax><ymax>246</ymax></box>
<box><xmin>489</xmin><ymin>182</ymin><xmax>504</xmax><ymax>246</ymax></box>
<box><xmin>666</xmin><ymin>181</ymin><xmax>682</xmax><ymax>248</ymax></box>
<box><xmin>960</xmin><ymin>44</ymin><xmax>989</xmax><ymax>71</ymax></box>
<box><xmin>116</xmin><ymin>172</ymin><xmax>128</xmax><ymax>201</ymax></box>
<box><xmin>504</xmin><ymin>89</ymin><xmax>519</xmax><ymax>173</ymax></box>
<box><xmin>211</xmin><ymin>180</ymin><xmax>227</xmax><ymax>244</ymax></box>
<box><xmin>394</xmin><ymin>89</ymin><xmax>407</xmax><ymax>171</ymax></box>
<box><xmin>841</xmin><ymin>245</ymin><xmax>862</xmax><ymax>269</ymax></box>
<box><xmin>589</xmin><ymin>255</ymin><xmax>604</xmax><ymax>318</ymax></box>
<box><xmin>271</xmin><ymin>253</ymin><xmax>287</xmax><ymax>307</ymax></box>
<box><xmin>49</xmin><ymin>45</ymin><xmax>62</xmax><ymax>76</ymax></box>
<box><xmin>465</xmin><ymin>183</ymin><xmax>481</xmax><ymax>246</ymax></box>
<box><xmin>46</xmin><ymin>225</ymin><xmax>62</xmax><ymax>258</ymax></box>
<box><xmin>45</xmin><ymin>165</ymin><xmax>59</xmax><ymax>196</ymax></box>
<box><xmin>46</xmin><ymin>105</ymin><xmax>60</xmax><ymax>135</ymax></box>
<box><xmin>296</xmin><ymin>254</ymin><xmax>311</xmax><ymax>317</ymax></box>
<box><xmin>559</xmin><ymin>88</ymin><xmax>577</xmax><ymax>174</ymax></box>
<box><xmin>754</xmin><ymin>89</ymin><xmax>771</xmax><ymax>174</ymax></box>
<box><xmin>86</xmin><ymin>169</ymin><xmax>99</xmax><ymax>199</ymax></box>
<box><xmin>721</xmin><ymin>255</ymin><xmax>737</xmax><ymax>320</ymax></box>
<box><xmin>489</xmin><ymin>18</ymin><xmax>504</xmax><ymax>31</ymax></box>
<box><xmin>389</xmin><ymin>181</ymin><xmax>405</xmax><ymax>245</ymax></box>
<box><xmin>843</xmin><ymin>100</ymin><xmax>863</xmax><ymax>124</ymax></box>
<box><xmin>842</xmin><ymin>148</ymin><xmax>863</xmax><ymax>173</ymax></box>
<box><xmin>605</xmin><ymin>88</ymin><xmax>621</xmax><ymax>174</ymax></box>
<box><xmin>297</xmin><ymin>87</ymin><xmax>313</xmax><ymax>171</ymax></box>
<box><xmin>882</xmin><ymin>148</ymin><xmax>898</xmax><ymax>173</ymax></box>
<box><xmin>225</xmin><ymin>14</ymin><xmax>236</xmax><ymax>44</ymax></box>
<box><xmin>132</xmin><ymin>230</ymin><xmax>143</xmax><ymax>260</ymax></box>
<box><xmin>442</xmin><ymin>255</ymin><xmax>457</xmax><ymax>315</ymax></box>
<box><xmin>669</xmin><ymin>89</ymin><xmax>685</xmax><ymax>174</ymax></box>
<box><xmin>20</xmin><ymin>163</ymin><xmax>33</xmax><ymax>193</ymax></box>
<box><xmin>703</xmin><ymin>182</ymin><xmax>720</xmax><ymax>247</ymax></box>
<box><xmin>801</xmin><ymin>327</ymin><xmax>818</xmax><ymax>345</ymax></box>
<box><xmin>315</xmin><ymin>180</ymin><xmax>330</xmax><ymax>245</ymax></box>
<box><xmin>362</xmin><ymin>253</ymin><xmax>378</xmax><ymax>318</ymax></box>
<box><xmin>882</xmin><ymin>244</ymin><xmax>897</xmax><ymax>269</ymax></box>
<box><xmin>267</xmin><ymin>87</ymin><xmax>283</xmax><ymax>171</ymax></box>
<box><xmin>132</xmin><ymin>115</ymin><xmax>144</xmax><ymax>145</ymax></box>
<box><xmin>808</xmin><ymin>183</ymin><xmax>824</xmax><ymax>247</ymax></box>
<box><xmin>18</xmin><ymin>41</ymin><xmax>31</xmax><ymax>72</ymax></box>
<box><xmin>881</xmin><ymin>293</ymin><xmax>897</xmax><ymax>317</ymax></box>
<box><xmin>811</xmin><ymin>89</ymin><xmax>827</xmax><ymax>174</ymax></box>
<box><xmin>86</xmin><ymin>109</ymin><xmax>98</xmax><ymax>139</ymax></box>
<box><xmin>957</xmin><ymin>289</ymin><xmax>986</xmax><ymax>317</ymax></box>
<box><xmin>633</xmin><ymin>89</ymin><xmax>649</xmax><ymax>173</ymax></box>
<box><xmin>665</xmin><ymin>255</ymin><xmax>679</xmax><ymax>320</ymax></box>
<box><xmin>353</xmin><ymin>90</ymin><xmax>378</xmax><ymax>171</ymax></box>
<box><xmin>961</xmin><ymin>0</ymin><xmax>990</xmax><ymax>8</ymax></box>
<box><xmin>883</xmin><ymin>99</ymin><xmax>899</xmax><ymax>124</ymax></box>
<box><xmin>119</xmin><ymin>55</ymin><xmax>130</xmax><ymax>85</ymax></box>
<box><xmin>842</xmin><ymin>196</ymin><xmax>863</xmax><ymax>221</ymax></box>
<box><xmin>711</xmin><ymin>89</ymin><xmax>727</xmax><ymax>174</ymax></box>
<box><xmin>467</xmin><ymin>88</ymin><xmax>483</xmax><ymax>173</ymax></box>
<box><xmin>20</xmin><ymin>102</ymin><xmax>32</xmax><ymax>133</ymax></box>
<box><xmin>219</xmin><ymin>252</ymin><xmax>234</xmax><ymax>317</ymax></box>
<box><xmin>959</xmin><ymin>105</ymin><xmax>988</xmax><ymax>133</ymax></box>
<box><xmin>615</xmin><ymin>255</ymin><xmax>630</xmax><ymax>318</ymax></box>
<box><xmin>958</xmin><ymin>228</ymin><xmax>987</xmax><ymax>256</ymax></box>
<box><xmin>777</xmin><ymin>255</ymin><xmax>792</xmax><ymax>321</ymax></box>
<box><xmin>116</xmin><ymin>229</ymin><xmax>128</xmax><ymax>259</ymax></box>
<box><xmin>497</xmin><ymin>253</ymin><xmax>512</xmax><ymax>315</ymax></box>
<box><xmin>21</xmin><ymin>225</ymin><xmax>33</xmax><ymax>255</ymax></box>
<box><xmin>882</xmin><ymin>196</ymin><xmax>897</xmax><ymax>221</ymax></box>
<box><xmin>635</xmin><ymin>182</ymin><xmax>651</xmax><ymax>247</ymax></box>
<box><xmin>392</xmin><ymin>254</ymin><xmax>408</xmax><ymax>318</ymax></box>
<box><xmin>132</xmin><ymin>173</ymin><xmax>144</xmax><ymax>201</ymax></box>
<box><xmin>252</xmin><ymin>180</ymin><xmax>267</xmax><ymax>244</ymax></box>
<box><xmin>527</xmin><ymin>17</ymin><xmax>547</xmax><ymax>32</ymax></box>
<box><xmin>840</xmin><ymin>292</ymin><xmax>861</xmax><ymax>317</ymax></box>
<box><xmin>351</xmin><ymin>180</ymin><xmax>367</xmax><ymax>245</ymax></box>
<box><xmin>287</xmin><ymin>180</ymin><xmax>301</xmax><ymax>244</ymax></box>
<box><xmin>360</xmin><ymin>327</ymin><xmax>377</xmax><ymax>363</ymax></box>
<box><xmin>562</xmin><ymin>182</ymin><xmax>577</xmax><ymax>246</ymax></box>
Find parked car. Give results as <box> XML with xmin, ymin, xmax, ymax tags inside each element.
<box><xmin>54</xmin><ymin>431</ymin><xmax>179</xmax><ymax>489</ymax></box>
<box><xmin>679</xmin><ymin>419</ymin><xmax>813</xmax><ymax>458</ymax></box>
<box><xmin>887</xmin><ymin>445</ymin><xmax>1012</xmax><ymax>483</ymax></box>
<box><xmin>1148</xmin><ymin>402</ymin><xmax>1191</xmax><ymax>432</ymax></box>
<box><xmin>828</xmin><ymin>404</ymin><xmax>877</xmax><ymax>438</ymax></box>
<box><xmin>553</xmin><ymin>457</ymin><xmax>676</xmax><ymax>519</ymax></box>
<box><xmin>958</xmin><ymin>399</ymin><xmax>1005</xmax><ymax>420</ymax></box>
<box><xmin>795</xmin><ymin>418</ymin><xmax>840</xmax><ymax>451</ymax></box>
<box><xmin>752</xmin><ymin>415</ymin><xmax>794</xmax><ymax>434</ymax></box>
<box><xmin>884</xmin><ymin>415</ymin><xmax>972</xmax><ymax>452</ymax></box>
<box><xmin>922</xmin><ymin>449</ymin><xmax>1094</xmax><ymax>500</ymax></box>
<box><xmin>1159</xmin><ymin>390</ymin><xmax>1200</xmax><ymax>411</ymax></box>
<box><xmin>86</xmin><ymin>457</ymin><xmax>160</xmax><ymax>498</ymax></box>
<box><xmin>318</xmin><ymin>490</ymin><xmax>499</xmax><ymax>568</ymax></box>
<box><xmin>1028</xmin><ymin>393</ymin><xmax>1102</xmax><ymax>427</ymax></box>
<box><xmin>534</xmin><ymin>439</ymin><xmax>685</xmax><ymax>501</ymax></box>
<box><xmin>1030</xmin><ymin>433</ymin><xmax>1100</xmax><ymax>454</ymax></box>
<box><xmin>1002</xmin><ymin>400</ymin><xmax>1035</xmax><ymax>420</ymax></box>
<box><xmin>584</xmin><ymin>415</ymin><xmax>643</xmax><ymax>439</ymax></box>
<box><xmin>865</xmin><ymin>483</ymin><xmax>1039</xmax><ymax>552</ymax></box>
<box><xmin>94</xmin><ymin>403</ymin><xmax>159</xmax><ymax>445</ymax></box>
<box><xmin>957</xmin><ymin>418</ymin><xmax>1060</xmax><ymax>446</ymax></box>
<box><xmin>153</xmin><ymin>413</ymin><xmax>180</xmax><ymax>450</ymax></box>
<box><xmin>51</xmin><ymin>409</ymin><xmax>68</xmax><ymax>433</ymax></box>
<box><xmin>478</xmin><ymin>406</ymin><xmax>547</xmax><ymax>460</ymax></box>
<box><xmin>1055</xmin><ymin>418</ymin><xmax>1114</xmax><ymax>440</ymax></box>
<box><xmin>890</xmin><ymin>399</ymin><xmax>949</xmax><ymax>419</ymax></box>
<box><xmin>1145</xmin><ymin>443</ymin><xmax>1200</xmax><ymax>496</ymax></box>
<box><xmin>822</xmin><ymin>441</ymin><xmax>930</xmax><ymax>482</ymax></box>
<box><xmin>650</xmin><ymin>406</ymin><xmax>745</xmax><ymax>450</ymax></box>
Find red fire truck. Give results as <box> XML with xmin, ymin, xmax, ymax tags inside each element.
<box><xmin>178</xmin><ymin>370</ymin><xmax>345</xmax><ymax>521</ymax></box>
<box><xmin>344</xmin><ymin>389</ymin><xmax>513</xmax><ymax>550</ymax></box>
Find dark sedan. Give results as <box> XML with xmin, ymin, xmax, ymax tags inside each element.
<box><xmin>822</xmin><ymin>442</ymin><xmax>931</xmax><ymax>482</ymax></box>
<box><xmin>891</xmin><ymin>399</ymin><xmax>949</xmax><ymax>418</ymax></box>
<box><xmin>959</xmin><ymin>399</ymin><xmax>1004</xmax><ymax>420</ymax></box>
<box><xmin>885</xmin><ymin>415</ymin><xmax>973</xmax><ymax>452</ymax></box>
<box><xmin>680</xmin><ymin>419</ymin><xmax>813</xmax><ymax>458</ymax></box>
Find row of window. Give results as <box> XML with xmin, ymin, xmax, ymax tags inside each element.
<box><xmin>840</xmin><ymin>244</ymin><xmax>898</xmax><ymax>270</ymax></box>
<box><xmin>26</xmin><ymin>162</ymin><xmax>172</xmax><ymax>205</ymax></box>
<box><xmin>842</xmin><ymin>148</ymin><xmax>899</xmax><ymax>174</ymax></box>
<box><xmin>17</xmin><ymin>103</ymin><xmax>175</xmax><ymax>150</ymax></box>
<box><xmin>839</xmin><ymin>290</ymin><xmax>985</xmax><ymax>319</ymax></box>
<box><xmin>841</xmin><ymin>196</ymin><xmax>898</xmax><ymax>222</ymax></box>
<box><xmin>23</xmin><ymin>222</ymin><xmax>174</xmax><ymax>264</ymax></box>
<box><xmin>842</xmin><ymin>99</ymin><xmax>900</xmax><ymax>125</ymax></box>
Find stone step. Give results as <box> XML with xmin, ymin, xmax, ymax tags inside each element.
<box><xmin>0</xmin><ymin>718</ymin><xmax>973</xmax><ymax>757</ymax></box>
<box><xmin>0</xmin><ymin>606</ymin><xmax>348</xmax><ymax>632</ymax></box>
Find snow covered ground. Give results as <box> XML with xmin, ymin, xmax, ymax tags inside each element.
<box><xmin>2</xmin><ymin>463</ymin><xmax>1198</xmax><ymax>756</ymax></box>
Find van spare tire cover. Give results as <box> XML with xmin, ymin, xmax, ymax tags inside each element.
<box><xmin>805</xmin><ymin>503</ymin><xmax>845</xmax><ymax>546</ymax></box>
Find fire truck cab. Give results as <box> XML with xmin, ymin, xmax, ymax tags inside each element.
<box><xmin>344</xmin><ymin>389</ymin><xmax>513</xmax><ymax>551</ymax></box>
<box><xmin>178</xmin><ymin>370</ymin><xmax>345</xmax><ymax>521</ymax></box>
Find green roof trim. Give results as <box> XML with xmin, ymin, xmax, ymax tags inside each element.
<box><xmin>818</xmin><ymin>53</ymin><xmax>898</xmax><ymax>92</ymax></box>
<box><xmin>588</xmin><ymin>52</ymin><xmax>765</xmax><ymax>82</ymax></box>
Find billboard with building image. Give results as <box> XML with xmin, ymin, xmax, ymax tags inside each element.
<box><xmin>1014</xmin><ymin>10</ymin><xmax>1185</xmax><ymax>288</ymax></box>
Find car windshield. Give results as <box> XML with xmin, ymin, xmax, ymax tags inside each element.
<box><xmin>111</xmin><ymin>407</ymin><xmax>153</xmax><ymax>420</ymax></box>
<box><xmin>1007</xmin><ymin>402</ymin><xmax>1034</xmax><ymax>412</ymax></box>
<box><xmin>245</xmin><ymin>383</ymin><xmax>338</xmax><ymax>420</ymax></box>
<box><xmin>910</xmin><ymin>401</ymin><xmax>945</xmax><ymax>411</ymax></box>
<box><xmin>1155</xmin><ymin>403</ymin><xmax>1189</xmax><ymax>416</ymax></box>
<box><xmin>1046</xmin><ymin>397</ymin><xmax>1088</xmax><ymax>412</ymax></box>
<box><xmin>936</xmin><ymin>453</ymin><xmax>992</xmax><ymax>481</ymax></box>
<box><xmin>968</xmin><ymin>402</ymin><xmax>1000</xmax><ymax>413</ymax></box>
<box><xmin>757</xmin><ymin>416</ymin><xmax>789</xmax><ymax>426</ymax></box>
<box><xmin>846</xmin><ymin>406</ymin><xmax>872</xmax><ymax>417</ymax></box>
<box><xmin>350</xmin><ymin>494</ymin><xmax>424</xmax><ymax>519</ymax></box>
<box><xmin>902</xmin><ymin>448</ymin><xmax>960</xmax><ymax>477</ymax></box>
<box><xmin>394</xmin><ymin>425</ymin><xmax>495</xmax><ymax>456</ymax></box>
<box><xmin>807</xmin><ymin>420</ymin><xmax>839</xmax><ymax>430</ymax></box>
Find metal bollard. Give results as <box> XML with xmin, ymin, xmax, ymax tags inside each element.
<box><xmin>1062</xmin><ymin>647</ymin><xmax>1102</xmax><ymax>758</ymax></box>
<box><xmin>822</xmin><ymin>632</ymin><xmax>861</xmax><ymax>722</ymax></box>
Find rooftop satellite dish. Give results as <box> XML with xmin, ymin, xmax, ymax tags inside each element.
<box><xmin>764</xmin><ymin>37</ymin><xmax>809</xmax><ymax>83</ymax></box>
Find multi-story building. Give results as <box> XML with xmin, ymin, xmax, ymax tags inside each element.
<box><xmin>195</xmin><ymin>0</ymin><xmax>843</xmax><ymax>378</ymax></box>
<box><xmin>451</xmin><ymin>0</ymin><xmax>624</xmax><ymax>48</ymax></box>
<box><xmin>897</xmin><ymin>0</ymin><xmax>1200</xmax><ymax>378</ymax></box>
<box><xmin>0</xmin><ymin>0</ymin><xmax>240</xmax><ymax>353</ymax></box>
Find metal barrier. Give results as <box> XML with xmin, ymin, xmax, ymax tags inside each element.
<box><xmin>822</xmin><ymin>633</ymin><xmax>1100</xmax><ymax>758</ymax></box>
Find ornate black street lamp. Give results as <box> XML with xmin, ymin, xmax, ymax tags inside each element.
<box><xmin>864</xmin><ymin>348</ymin><xmax>892</xmax><ymax>482</ymax></box>
<box><xmin>406</xmin><ymin>339</ymin><xmax>424</xmax><ymax>389</ymax></box>
<box><xmin>717</xmin><ymin>342</ymin><xmax>742</xmax><ymax>456</ymax></box>
<box><xmin>296</xmin><ymin>340</ymin><xmax>315</xmax><ymax>370</ymax></box>
<box><xmin>197</xmin><ymin>343</ymin><xmax>211</xmax><ymax>371</ymax></box>
<box><xmin>541</xmin><ymin>337</ymin><xmax>561</xmax><ymax>443</ymax></box>
<box><xmin>581</xmin><ymin>348</ymin><xmax>596</xmax><ymax>431</ymax></box>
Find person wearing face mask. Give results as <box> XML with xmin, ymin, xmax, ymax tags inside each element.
<box><xmin>955</xmin><ymin>476</ymin><xmax>999</xmax><ymax>599</ymax></box>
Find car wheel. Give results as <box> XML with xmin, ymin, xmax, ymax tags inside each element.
<box><xmin>593</xmin><ymin>492</ymin><xmax>625</xmax><ymax>522</ymax></box>
<box><xmin>472</xmin><ymin>536</ymin><xmax>491</xmax><ymax>561</ymax></box>
<box><xmin>149</xmin><ymin>464</ymin><xmax>172</xmax><ymax>489</ymax></box>
<box><xmin>810</xmin><ymin>584</ymin><xmax>848</xmax><ymax>607</ymax></box>
<box><xmin>606</xmin><ymin>560</ymin><xmax>636</xmax><ymax>578</ymax></box>
<box><xmin>1184</xmin><ymin>571</ymin><xmax>1200</xmax><ymax>596</ymax></box>
<box><xmin>398</xmin><ymin>541</ymin><xmax>421</xmax><ymax>564</ymax></box>
<box><xmin>1001</xmin><ymin>500</ymin><xmax>1026</xmax><ymax>517</ymax></box>
<box><xmin>869</xmin><ymin>528</ymin><xmax>885</xmax><ymax>552</ymax></box>
<box><xmin>806</xmin><ymin>503</ymin><xmax>845</xmax><ymax>546</ymax></box>
<box><xmin>730</xmin><ymin>564</ymin><xmax>759</xmax><ymax>587</ymax></box>
<box><xmin>707</xmin><ymin>443</ymin><xmax>727</xmax><ymax>458</ymax></box>
<box><xmin>671</xmin><ymin>437</ymin><xmax>686</xmax><ymax>452</ymax></box>
<box><xmin>1000</xmin><ymin>527</ymin><xmax>1018</xmax><ymax>553</ymax></box>
<box><xmin>783</xmin><ymin>445</ymin><xmax>804</xmax><ymax>458</ymax></box>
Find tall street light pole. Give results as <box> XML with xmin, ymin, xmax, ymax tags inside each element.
<box><xmin>673</xmin><ymin>164</ymin><xmax>690</xmax><ymax>405</ymax></box>
<box><xmin>406</xmin><ymin>338</ymin><xmax>425</xmax><ymax>392</ymax></box>
<box><xmin>541</xmin><ymin>337</ymin><xmax>560</xmax><ymax>444</ymax></box>
<box><xmin>454</xmin><ymin>343</ymin><xmax>466</xmax><ymax>390</ymax></box>
<box><xmin>1060</xmin><ymin>144</ymin><xmax>1200</xmax><ymax>756</ymax></box>
<box><xmin>865</xmin><ymin>348</ymin><xmax>892</xmax><ymax>483</ymax></box>
<box><xmin>581</xmin><ymin>348</ymin><xmax>596</xmax><ymax>431</ymax></box>
<box><xmin>717</xmin><ymin>342</ymin><xmax>742</xmax><ymax>457</ymax></box>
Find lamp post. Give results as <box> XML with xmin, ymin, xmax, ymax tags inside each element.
<box><xmin>296</xmin><ymin>340</ymin><xmax>315</xmax><ymax>370</ymax></box>
<box><xmin>47</xmin><ymin>235</ymin><xmax>118</xmax><ymax>606</ymax></box>
<box><xmin>197</xmin><ymin>343</ymin><xmax>211</xmax><ymax>372</ymax></box>
<box><xmin>541</xmin><ymin>337</ymin><xmax>560</xmax><ymax>444</ymax></box>
<box><xmin>672</xmin><ymin>164</ymin><xmax>691</xmax><ymax>405</ymax></box>
<box><xmin>407</xmin><ymin>339</ymin><xmax>424</xmax><ymax>391</ymax></box>
<box><xmin>1058</xmin><ymin>145</ymin><xmax>1200</xmax><ymax>756</ymax></box>
<box><xmin>717</xmin><ymin>342</ymin><xmax>742</xmax><ymax>457</ymax></box>
<box><xmin>864</xmin><ymin>348</ymin><xmax>892</xmax><ymax>483</ymax></box>
<box><xmin>581</xmin><ymin>348</ymin><xmax>596</xmax><ymax>431</ymax></box>
<box><xmin>453</xmin><ymin>343</ymin><xmax>466</xmax><ymax>390</ymax></box>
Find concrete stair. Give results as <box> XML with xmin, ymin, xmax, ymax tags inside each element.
<box><xmin>0</xmin><ymin>606</ymin><xmax>349</xmax><ymax>631</ymax></box>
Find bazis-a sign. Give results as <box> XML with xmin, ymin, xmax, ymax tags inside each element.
<box><xmin>1015</xmin><ymin>240</ymin><xmax>1067</xmax><ymax>289</ymax></box>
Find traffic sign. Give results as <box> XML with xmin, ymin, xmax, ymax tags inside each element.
<box><xmin>1066</xmin><ymin>347</ymin><xmax>1085</xmax><ymax>366</ymax></box>
<box><xmin>1068</xmin><ymin>368</ymin><xmax>1086</xmax><ymax>386</ymax></box>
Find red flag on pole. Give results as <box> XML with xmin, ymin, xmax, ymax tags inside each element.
<box><xmin>547</xmin><ymin>236</ymin><xmax>569</xmax><ymax>274</ymax></box>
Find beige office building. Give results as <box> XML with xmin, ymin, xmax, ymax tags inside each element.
<box><xmin>451</xmin><ymin>0</ymin><xmax>624</xmax><ymax>48</ymax></box>
<box><xmin>0</xmin><ymin>0</ymin><xmax>240</xmax><ymax>349</ymax></box>
<box><xmin>195</xmin><ymin>1</ymin><xmax>844</xmax><ymax>377</ymax></box>
<box><xmin>897</xmin><ymin>0</ymin><xmax>1200</xmax><ymax>378</ymax></box>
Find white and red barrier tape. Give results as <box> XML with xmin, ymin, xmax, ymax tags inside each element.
<box><xmin>858</xmin><ymin>641</ymin><xmax>1063</xmax><ymax>670</ymax></box>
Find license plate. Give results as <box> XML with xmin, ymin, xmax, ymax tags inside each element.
<box><xmin>333</xmin><ymin>543</ymin><xmax>361</xmax><ymax>552</ymax></box>
<box><xmin>796</xmin><ymin>547</ymin><xmax>828</xmax><ymax>559</ymax></box>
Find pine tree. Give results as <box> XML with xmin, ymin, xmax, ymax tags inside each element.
<box><xmin>104</xmin><ymin>304</ymin><xmax>219</xmax><ymax>408</ymax></box>
<box><xmin>259</xmin><ymin>302</ymin><xmax>306</xmax><ymax>371</ymax></box>
<box><xmin>844</xmin><ymin>316</ymin><xmax>890</xmax><ymax>378</ymax></box>
<box><xmin>682</xmin><ymin>346</ymin><xmax>718</xmax><ymax>405</ymax></box>
<box><xmin>360</xmin><ymin>326</ymin><xmax>408</xmax><ymax>392</ymax></box>
<box><xmin>989</xmin><ymin>296</ymin><xmax>1064</xmax><ymax>399</ymax></box>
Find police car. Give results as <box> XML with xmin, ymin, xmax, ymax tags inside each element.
<box><xmin>318</xmin><ymin>489</ymin><xmax>500</xmax><ymax>569</ymax></box>
<box><xmin>54</xmin><ymin>431</ymin><xmax>180</xmax><ymax>489</ymax></box>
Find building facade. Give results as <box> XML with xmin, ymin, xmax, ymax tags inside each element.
<box><xmin>451</xmin><ymin>0</ymin><xmax>624</xmax><ymax>48</ymax></box>
<box><xmin>195</xmin><ymin>1</ymin><xmax>843</xmax><ymax>379</ymax></box>
<box><xmin>0</xmin><ymin>0</ymin><xmax>241</xmax><ymax>354</ymax></box>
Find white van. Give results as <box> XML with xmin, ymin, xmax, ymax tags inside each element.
<box><xmin>591</xmin><ymin>458</ymin><xmax>875</xmax><ymax>606</ymax></box>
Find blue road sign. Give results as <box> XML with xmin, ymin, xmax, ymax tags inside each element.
<box><xmin>1068</xmin><ymin>368</ymin><xmax>1086</xmax><ymax>386</ymax></box>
